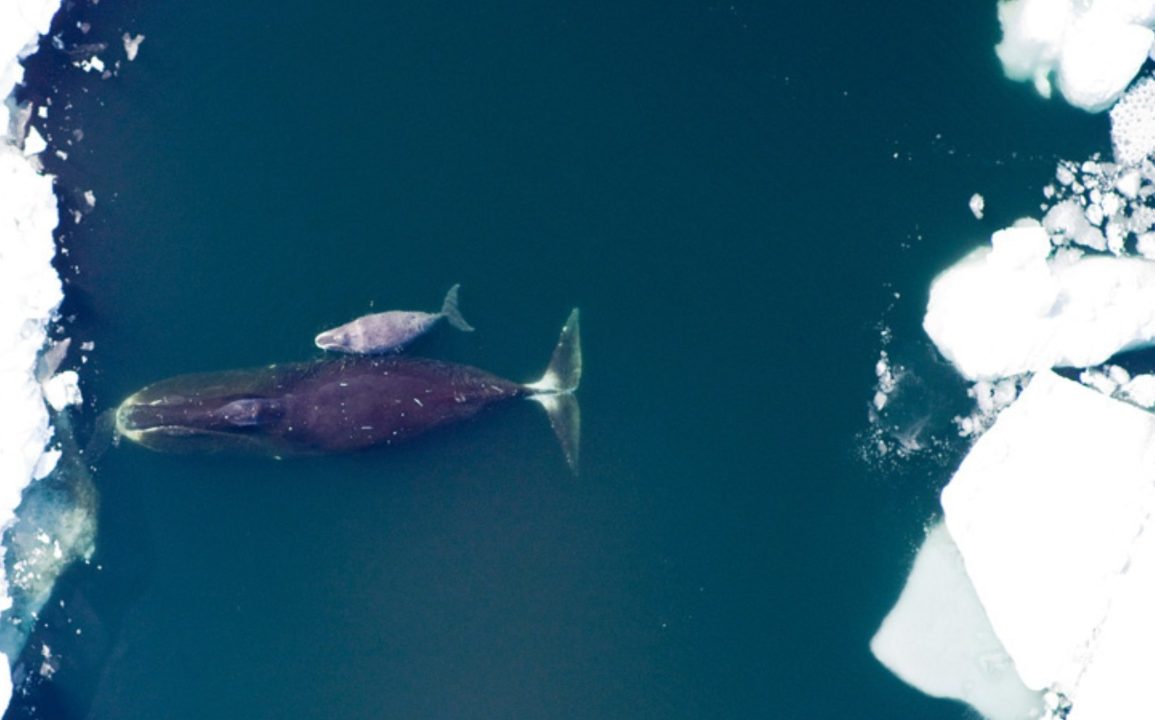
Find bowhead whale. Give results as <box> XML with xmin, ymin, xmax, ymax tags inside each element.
<box><xmin>314</xmin><ymin>283</ymin><xmax>474</xmax><ymax>355</ymax></box>
<box><xmin>116</xmin><ymin>309</ymin><xmax>582</xmax><ymax>472</ymax></box>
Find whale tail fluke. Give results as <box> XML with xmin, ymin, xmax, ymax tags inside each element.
<box><xmin>527</xmin><ymin>308</ymin><xmax>582</xmax><ymax>474</ymax></box>
<box><xmin>441</xmin><ymin>283</ymin><xmax>474</xmax><ymax>333</ymax></box>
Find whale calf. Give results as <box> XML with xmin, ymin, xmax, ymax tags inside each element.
<box><xmin>117</xmin><ymin>309</ymin><xmax>582</xmax><ymax>472</ymax></box>
<box><xmin>315</xmin><ymin>284</ymin><xmax>474</xmax><ymax>355</ymax></box>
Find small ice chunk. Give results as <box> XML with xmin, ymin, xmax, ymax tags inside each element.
<box><xmin>122</xmin><ymin>33</ymin><xmax>145</xmax><ymax>61</ymax></box>
<box><xmin>1044</xmin><ymin>199</ymin><xmax>1106</xmax><ymax>250</ymax></box>
<box><xmin>969</xmin><ymin>193</ymin><xmax>985</xmax><ymax>219</ymax></box>
<box><xmin>1057</xmin><ymin>163</ymin><xmax>1077</xmax><ymax>186</ymax></box>
<box><xmin>1137</xmin><ymin>231</ymin><xmax>1155</xmax><ymax>258</ymax></box>
<box><xmin>1108</xmin><ymin>363</ymin><xmax>1132</xmax><ymax>385</ymax></box>
<box><xmin>22</xmin><ymin>126</ymin><xmax>46</xmax><ymax>157</ymax></box>
<box><xmin>872</xmin><ymin>350</ymin><xmax>898</xmax><ymax>412</ymax></box>
<box><xmin>871</xmin><ymin>522</ymin><xmax>1043</xmax><ymax>720</ymax></box>
<box><xmin>1100</xmin><ymin>190</ymin><xmax>1122</xmax><ymax>218</ymax></box>
<box><xmin>40</xmin><ymin>371</ymin><xmax>82</xmax><ymax>411</ymax></box>
<box><xmin>1080</xmin><ymin>366</ymin><xmax>1121</xmax><ymax>395</ymax></box>
<box><xmin>31</xmin><ymin>449</ymin><xmax>60</xmax><ymax>481</ymax></box>
<box><xmin>1084</xmin><ymin>199</ymin><xmax>1105</xmax><ymax>227</ymax></box>
<box><xmin>79</xmin><ymin>55</ymin><xmax>105</xmax><ymax>73</ymax></box>
<box><xmin>35</xmin><ymin>338</ymin><xmax>71</xmax><ymax>382</ymax></box>
<box><xmin>1121</xmin><ymin>373</ymin><xmax>1155</xmax><ymax>407</ymax></box>
<box><xmin>83</xmin><ymin>190</ymin><xmax>95</xmax><ymax>208</ymax></box>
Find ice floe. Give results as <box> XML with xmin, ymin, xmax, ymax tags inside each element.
<box><xmin>996</xmin><ymin>0</ymin><xmax>1155</xmax><ymax>111</ymax></box>
<box><xmin>943</xmin><ymin>370</ymin><xmax>1155</xmax><ymax>715</ymax></box>
<box><xmin>122</xmin><ymin>33</ymin><xmax>144</xmax><ymax>62</ymax></box>
<box><xmin>871</xmin><ymin>522</ymin><xmax>1042</xmax><ymax>720</ymax></box>
<box><xmin>0</xmin><ymin>0</ymin><xmax>69</xmax><ymax>712</ymax></box>
<box><xmin>969</xmin><ymin>192</ymin><xmax>985</xmax><ymax>220</ymax></box>
<box><xmin>923</xmin><ymin>220</ymin><xmax>1155</xmax><ymax>381</ymax></box>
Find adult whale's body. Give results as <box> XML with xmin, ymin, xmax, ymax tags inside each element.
<box><xmin>116</xmin><ymin>310</ymin><xmax>581</xmax><ymax>471</ymax></box>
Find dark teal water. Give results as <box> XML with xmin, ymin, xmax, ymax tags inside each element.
<box><xmin>13</xmin><ymin>1</ymin><xmax>1110</xmax><ymax>718</ymax></box>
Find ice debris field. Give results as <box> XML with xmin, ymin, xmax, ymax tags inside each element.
<box><xmin>1</xmin><ymin>0</ymin><xmax>143</xmax><ymax>714</ymax></box>
<box><xmin>873</xmin><ymin>1</ymin><xmax>1155</xmax><ymax>719</ymax></box>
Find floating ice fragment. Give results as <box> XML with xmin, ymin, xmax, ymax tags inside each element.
<box><xmin>969</xmin><ymin>193</ymin><xmax>985</xmax><ymax>219</ymax></box>
<box><xmin>1120</xmin><ymin>372</ymin><xmax>1155</xmax><ymax>406</ymax></box>
<box><xmin>22</xmin><ymin>126</ymin><xmax>46</xmax><ymax>157</ymax></box>
<box><xmin>873</xmin><ymin>350</ymin><xmax>897</xmax><ymax>411</ymax></box>
<box><xmin>30</xmin><ymin>448</ymin><xmax>60</xmax><ymax>481</ymax></box>
<box><xmin>1116</xmin><ymin>168</ymin><xmax>1142</xmax><ymax>197</ymax></box>
<box><xmin>122</xmin><ymin>33</ymin><xmax>144</xmax><ymax>61</ymax></box>
<box><xmin>954</xmin><ymin>377</ymin><xmax>1023</xmax><ymax>437</ymax></box>
<box><xmin>40</xmin><ymin>371</ymin><xmax>81</xmax><ymax>411</ymax></box>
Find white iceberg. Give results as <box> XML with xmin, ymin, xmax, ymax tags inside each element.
<box><xmin>941</xmin><ymin>370</ymin><xmax>1155</xmax><ymax>715</ymax></box>
<box><xmin>923</xmin><ymin>221</ymin><xmax>1155</xmax><ymax>381</ymax></box>
<box><xmin>995</xmin><ymin>0</ymin><xmax>1155</xmax><ymax>111</ymax></box>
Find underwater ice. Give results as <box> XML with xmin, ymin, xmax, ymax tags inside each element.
<box><xmin>871</xmin><ymin>522</ymin><xmax>1041</xmax><ymax>720</ymax></box>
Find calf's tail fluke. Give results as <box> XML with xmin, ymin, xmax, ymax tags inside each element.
<box><xmin>526</xmin><ymin>308</ymin><xmax>582</xmax><ymax>474</ymax></box>
<box><xmin>441</xmin><ymin>283</ymin><xmax>475</xmax><ymax>332</ymax></box>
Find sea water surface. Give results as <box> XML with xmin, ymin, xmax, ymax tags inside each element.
<box><xmin>9</xmin><ymin>1</ymin><xmax>1111</xmax><ymax>718</ymax></box>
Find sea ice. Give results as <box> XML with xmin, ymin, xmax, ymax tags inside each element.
<box><xmin>1057</xmin><ymin>13</ymin><xmax>1153</xmax><ymax>112</ymax></box>
<box><xmin>996</xmin><ymin>0</ymin><xmax>1155</xmax><ymax>111</ymax></box>
<box><xmin>969</xmin><ymin>193</ymin><xmax>985</xmax><ymax>219</ymax></box>
<box><xmin>1110</xmin><ymin>75</ymin><xmax>1155</xmax><ymax>164</ymax></box>
<box><xmin>923</xmin><ymin>221</ymin><xmax>1155</xmax><ymax>380</ymax></box>
<box><xmin>871</xmin><ymin>522</ymin><xmax>1042</xmax><ymax>720</ymax></box>
<box><xmin>40</xmin><ymin>370</ymin><xmax>81</xmax><ymax>412</ymax></box>
<box><xmin>941</xmin><ymin>370</ymin><xmax>1155</xmax><ymax>707</ymax></box>
<box><xmin>1121</xmin><ymin>372</ymin><xmax>1155</xmax><ymax>406</ymax></box>
<box><xmin>0</xmin><ymin>0</ymin><xmax>68</xmax><ymax>712</ymax></box>
<box><xmin>122</xmin><ymin>33</ymin><xmax>144</xmax><ymax>62</ymax></box>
